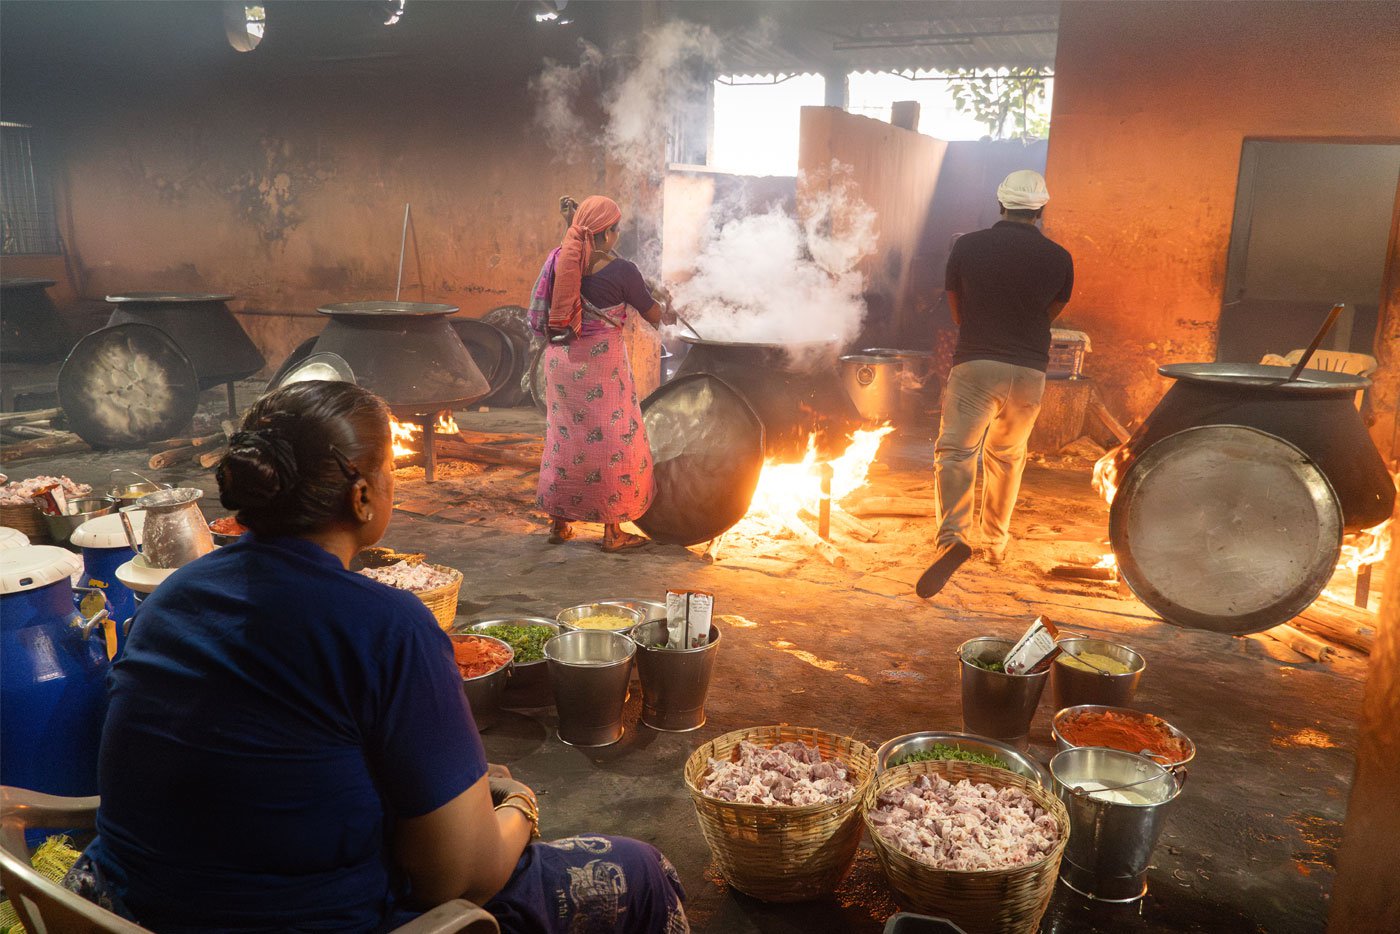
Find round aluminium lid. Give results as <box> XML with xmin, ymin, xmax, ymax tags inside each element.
<box><xmin>270</xmin><ymin>352</ymin><xmax>355</xmax><ymax>390</ymax></box>
<box><xmin>0</xmin><ymin>545</ymin><xmax>83</xmax><ymax>595</ymax></box>
<box><xmin>0</xmin><ymin>527</ymin><xmax>31</xmax><ymax>549</ymax></box>
<box><xmin>1159</xmin><ymin>362</ymin><xmax>1369</xmax><ymax>393</ymax></box>
<box><xmin>71</xmin><ymin>510</ymin><xmax>145</xmax><ymax>549</ymax></box>
<box><xmin>1109</xmin><ymin>424</ymin><xmax>1342</xmax><ymax>635</ymax></box>
<box><xmin>105</xmin><ymin>292</ymin><xmax>235</xmax><ymax>303</ymax></box>
<box><xmin>317</xmin><ymin>301</ymin><xmax>459</xmax><ymax>317</ymax></box>
<box><xmin>634</xmin><ymin>373</ymin><xmax>765</xmax><ymax>546</ymax></box>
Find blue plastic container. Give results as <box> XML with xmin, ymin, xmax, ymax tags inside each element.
<box><xmin>0</xmin><ymin>545</ymin><xmax>110</xmax><ymax>797</ymax></box>
<box><xmin>71</xmin><ymin>511</ymin><xmax>143</xmax><ymax>658</ymax></box>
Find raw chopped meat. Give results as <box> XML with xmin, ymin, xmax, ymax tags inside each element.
<box><xmin>700</xmin><ymin>740</ymin><xmax>856</xmax><ymax>807</ymax></box>
<box><xmin>358</xmin><ymin>560</ymin><xmax>454</xmax><ymax>592</ymax></box>
<box><xmin>869</xmin><ymin>773</ymin><xmax>1060</xmax><ymax>871</ymax></box>
<box><xmin>452</xmin><ymin>636</ymin><xmax>512</xmax><ymax>679</ymax></box>
<box><xmin>1</xmin><ymin>476</ymin><xmax>91</xmax><ymax>506</ymax></box>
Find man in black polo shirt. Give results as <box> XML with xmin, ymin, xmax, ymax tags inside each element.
<box><xmin>917</xmin><ymin>170</ymin><xmax>1073</xmax><ymax>599</ymax></box>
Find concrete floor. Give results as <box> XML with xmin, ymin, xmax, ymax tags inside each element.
<box><xmin>9</xmin><ymin>396</ymin><xmax>1367</xmax><ymax>934</ymax></box>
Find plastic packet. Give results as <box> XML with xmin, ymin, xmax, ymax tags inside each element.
<box><xmin>1004</xmin><ymin>616</ymin><xmax>1061</xmax><ymax>675</ymax></box>
<box><xmin>665</xmin><ymin>590</ymin><xmax>714</xmax><ymax>650</ymax></box>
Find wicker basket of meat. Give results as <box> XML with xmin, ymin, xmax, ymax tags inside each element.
<box><xmin>357</xmin><ymin>558</ymin><xmax>463</xmax><ymax>630</ymax></box>
<box><xmin>683</xmin><ymin>725</ymin><xmax>876</xmax><ymax>902</ymax></box>
<box><xmin>863</xmin><ymin>760</ymin><xmax>1069</xmax><ymax>934</ymax></box>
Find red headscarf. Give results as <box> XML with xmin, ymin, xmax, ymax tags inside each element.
<box><xmin>549</xmin><ymin>195</ymin><xmax>622</xmax><ymax>335</ymax></box>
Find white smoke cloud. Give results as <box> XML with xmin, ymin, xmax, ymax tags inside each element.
<box><xmin>671</xmin><ymin>162</ymin><xmax>878</xmax><ymax>356</ymax></box>
<box><xmin>531</xmin><ymin>22</ymin><xmax>720</xmax><ymax>180</ymax></box>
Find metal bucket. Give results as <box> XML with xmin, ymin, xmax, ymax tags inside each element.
<box><xmin>1051</xmin><ymin>638</ymin><xmax>1145</xmax><ymax>710</ymax></box>
<box><xmin>451</xmin><ymin>634</ymin><xmax>513</xmax><ymax>731</ymax></box>
<box><xmin>958</xmin><ymin>637</ymin><xmax>1048</xmax><ymax>749</ymax></box>
<box><xmin>556</xmin><ymin>602</ymin><xmax>646</xmax><ymax>635</ymax></box>
<box><xmin>1050</xmin><ymin>746</ymin><xmax>1182</xmax><ymax>902</ymax></box>
<box><xmin>465</xmin><ymin>617</ymin><xmax>559</xmax><ymax>709</ymax></box>
<box><xmin>107</xmin><ymin>469</ymin><xmax>171</xmax><ymax>503</ymax></box>
<box><xmin>40</xmin><ymin>496</ymin><xmax>116</xmax><ymax>547</ymax></box>
<box><xmin>840</xmin><ymin>354</ymin><xmax>904</xmax><ymax>423</ymax></box>
<box><xmin>544</xmin><ymin>630</ymin><xmax>636</xmax><ymax>747</ymax></box>
<box><xmin>632</xmin><ymin>619</ymin><xmax>721</xmax><ymax>732</ymax></box>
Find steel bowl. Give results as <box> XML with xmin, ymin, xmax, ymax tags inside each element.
<box><xmin>1052</xmin><ymin>704</ymin><xmax>1195</xmax><ymax>769</ymax></box>
<box><xmin>875</xmin><ymin>730</ymin><xmax>1050</xmax><ymax>788</ymax></box>
<box><xmin>450</xmin><ymin>633</ymin><xmax>514</xmax><ymax>731</ymax></box>
<box><xmin>556</xmin><ymin>602</ymin><xmax>646</xmax><ymax>634</ymax></box>
<box><xmin>41</xmin><ymin>496</ymin><xmax>117</xmax><ymax>546</ymax></box>
<box><xmin>1051</xmin><ymin>638</ymin><xmax>1145</xmax><ymax>710</ymax></box>
<box><xmin>462</xmin><ymin>617</ymin><xmax>560</xmax><ymax>708</ymax></box>
<box><xmin>605</xmin><ymin>598</ymin><xmax>668</xmax><ymax>623</ymax></box>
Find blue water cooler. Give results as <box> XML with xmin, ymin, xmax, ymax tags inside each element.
<box><xmin>0</xmin><ymin>545</ymin><xmax>110</xmax><ymax>797</ymax></box>
<box><xmin>70</xmin><ymin>510</ymin><xmax>144</xmax><ymax>659</ymax></box>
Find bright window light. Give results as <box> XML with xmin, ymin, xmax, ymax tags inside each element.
<box><xmin>709</xmin><ymin>74</ymin><xmax>825</xmax><ymax>177</ymax></box>
<box><xmin>847</xmin><ymin>70</ymin><xmax>1054</xmax><ymax>141</ymax></box>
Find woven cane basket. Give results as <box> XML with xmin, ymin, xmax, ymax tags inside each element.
<box><xmin>863</xmin><ymin>760</ymin><xmax>1070</xmax><ymax>934</ymax></box>
<box><xmin>0</xmin><ymin>503</ymin><xmax>49</xmax><ymax>543</ymax></box>
<box><xmin>684</xmin><ymin>725</ymin><xmax>876</xmax><ymax>902</ymax></box>
<box><xmin>416</xmin><ymin>565</ymin><xmax>464</xmax><ymax>630</ymax></box>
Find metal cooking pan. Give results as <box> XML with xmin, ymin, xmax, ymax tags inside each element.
<box><xmin>58</xmin><ymin>323</ymin><xmax>200</xmax><ymax>448</ymax></box>
<box><xmin>450</xmin><ymin>318</ymin><xmax>516</xmax><ymax>398</ymax></box>
<box><xmin>1109</xmin><ymin>424</ymin><xmax>1342</xmax><ymax>635</ymax></box>
<box><xmin>634</xmin><ymin>373</ymin><xmax>765</xmax><ymax>546</ymax></box>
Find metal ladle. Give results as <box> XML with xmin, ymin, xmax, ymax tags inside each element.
<box><xmin>1071</xmin><ymin>753</ymin><xmax>1174</xmax><ymax>798</ymax></box>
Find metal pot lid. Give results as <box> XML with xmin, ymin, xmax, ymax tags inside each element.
<box><xmin>1159</xmin><ymin>362</ymin><xmax>1369</xmax><ymax>393</ymax></box>
<box><xmin>267</xmin><ymin>336</ymin><xmax>322</xmax><ymax>388</ymax></box>
<box><xmin>0</xmin><ymin>545</ymin><xmax>82</xmax><ymax>595</ymax></box>
<box><xmin>860</xmin><ymin>347</ymin><xmax>933</xmax><ymax>358</ymax></box>
<box><xmin>71</xmin><ymin>510</ymin><xmax>145</xmax><ymax>549</ymax></box>
<box><xmin>634</xmin><ymin>373</ymin><xmax>765</xmax><ymax>546</ymax></box>
<box><xmin>1109</xmin><ymin>424</ymin><xmax>1342</xmax><ymax>635</ymax></box>
<box><xmin>840</xmin><ymin>354</ymin><xmax>904</xmax><ymax>365</ymax></box>
<box><xmin>1</xmin><ymin>277</ymin><xmax>57</xmax><ymax>289</ymax></box>
<box><xmin>677</xmin><ymin>334</ymin><xmax>840</xmax><ymax>351</ymax></box>
<box><xmin>0</xmin><ymin>527</ymin><xmax>31</xmax><ymax>549</ymax></box>
<box><xmin>317</xmin><ymin>301</ymin><xmax>458</xmax><ymax>317</ymax></box>
<box><xmin>105</xmin><ymin>292</ymin><xmax>235</xmax><ymax>303</ymax></box>
<box><xmin>450</xmin><ymin>318</ymin><xmax>515</xmax><ymax>395</ymax></box>
<box><xmin>270</xmin><ymin>352</ymin><xmax>356</xmax><ymax>390</ymax></box>
<box><xmin>58</xmin><ymin>323</ymin><xmax>200</xmax><ymax>449</ymax></box>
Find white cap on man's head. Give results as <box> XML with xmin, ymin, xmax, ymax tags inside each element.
<box><xmin>997</xmin><ymin>170</ymin><xmax>1050</xmax><ymax>210</ymax></box>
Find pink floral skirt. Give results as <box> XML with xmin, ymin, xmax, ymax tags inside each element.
<box><xmin>537</xmin><ymin>330</ymin><xmax>655</xmax><ymax>523</ymax></box>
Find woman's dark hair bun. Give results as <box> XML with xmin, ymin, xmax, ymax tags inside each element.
<box><xmin>217</xmin><ymin>430</ymin><xmax>299</xmax><ymax>511</ymax></box>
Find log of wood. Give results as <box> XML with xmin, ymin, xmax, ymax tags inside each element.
<box><xmin>0</xmin><ymin>432</ymin><xmax>90</xmax><ymax>463</ymax></box>
<box><xmin>1050</xmin><ymin>565</ymin><xmax>1118</xmax><ymax>581</ymax></box>
<box><xmin>149</xmin><ymin>446</ymin><xmax>197</xmax><ymax>470</ymax></box>
<box><xmin>0</xmin><ymin>407</ymin><xmax>63</xmax><ymax>427</ymax></box>
<box><xmin>1291</xmin><ymin>598</ymin><xmax>1377</xmax><ymax>654</ymax></box>
<box><xmin>848</xmin><ymin>497</ymin><xmax>939</xmax><ymax>518</ymax></box>
<box><xmin>454</xmin><ymin>429</ymin><xmax>538</xmax><ymax>446</ymax></box>
<box><xmin>1265</xmin><ymin>623</ymin><xmax>1335</xmax><ymax>662</ymax></box>
<box><xmin>436</xmin><ymin>439</ymin><xmax>542</xmax><ymax>471</ymax></box>
<box><xmin>1089</xmin><ymin>400</ymin><xmax>1133</xmax><ymax>444</ymax></box>
<box><xmin>196</xmin><ymin>448</ymin><xmax>226</xmax><ymax>469</ymax></box>
<box><xmin>799</xmin><ymin>505</ymin><xmax>878</xmax><ymax>542</ymax></box>
<box><xmin>780</xmin><ymin>512</ymin><xmax>845</xmax><ymax>567</ymax></box>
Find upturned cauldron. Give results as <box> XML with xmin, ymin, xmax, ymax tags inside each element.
<box><xmin>1124</xmin><ymin>363</ymin><xmax>1394</xmax><ymax>531</ymax></box>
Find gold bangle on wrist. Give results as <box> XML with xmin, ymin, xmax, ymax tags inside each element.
<box><xmin>494</xmin><ymin>792</ymin><xmax>541</xmax><ymax>839</ymax></box>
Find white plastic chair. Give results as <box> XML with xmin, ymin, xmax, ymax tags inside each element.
<box><xmin>1259</xmin><ymin>349</ymin><xmax>1377</xmax><ymax>410</ymax></box>
<box><xmin>0</xmin><ymin>786</ymin><xmax>499</xmax><ymax>934</ymax></box>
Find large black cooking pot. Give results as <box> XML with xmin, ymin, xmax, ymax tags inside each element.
<box><xmin>1</xmin><ymin>277</ymin><xmax>69</xmax><ymax>363</ymax></box>
<box><xmin>670</xmin><ymin>335</ymin><xmax>862</xmax><ymax>461</ymax></box>
<box><xmin>314</xmin><ymin>301</ymin><xmax>490</xmax><ymax>417</ymax></box>
<box><xmin>1124</xmin><ymin>363</ymin><xmax>1393</xmax><ymax>531</ymax></box>
<box><xmin>106</xmin><ymin>292</ymin><xmax>264</xmax><ymax>389</ymax></box>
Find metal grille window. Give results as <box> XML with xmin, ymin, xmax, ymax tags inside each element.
<box><xmin>1</xmin><ymin>122</ymin><xmax>62</xmax><ymax>255</ymax></box>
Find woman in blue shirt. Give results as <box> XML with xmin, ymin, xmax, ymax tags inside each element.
<box><xmin>68</xmin><ymin>381</ymin><xmax>687</xmax><ymax>933</ymax></box>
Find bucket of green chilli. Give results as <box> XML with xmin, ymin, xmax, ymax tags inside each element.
<box><xmin>958</xmin><ymin>637</ymin><xmax>1048</xmax><ymax>750</ymax></box>
<box><xmin>1051</xmin><ymin>638</ymin><xmax>1145</xmax><ymax>710</ymax></box>
<box><xmin>464</xmin><ymin>617</ymin><xmax>560</xmax><ymax>708</ymax></box>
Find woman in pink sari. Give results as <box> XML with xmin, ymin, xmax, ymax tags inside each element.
<box><xmin>530</xmin><ymin>195</ymin><xmax>666</xmax><ymax>552</ymax></box>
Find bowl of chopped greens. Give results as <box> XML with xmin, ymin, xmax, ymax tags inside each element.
<box><xmin>463</xmin><ymin>617</ymin><xmax>560</xmax><ymax>708</ymax></box>
<box><xmin>874</xmin><ymin>731</ymin><xmax>1050</xmax><ymax>788</ymax></box>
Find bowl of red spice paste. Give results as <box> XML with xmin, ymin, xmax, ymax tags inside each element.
<box><xmin>450</xmin><ymin>634</ymin><xmax>514</xmax><ymax>731</ymax></box>
<box><xmin>1052</xmin><ymin>705</ymin><xmax>1194</xmax><ymax>768</ymax></box>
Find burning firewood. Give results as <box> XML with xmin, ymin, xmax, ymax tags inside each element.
<box><xmin>1263</xmin><ymin>623</ymin><xmax>1335</xmax><ymax>663</ymax></box>
<box><xmin>1290</xmin><ymin>597</ymin><xmax>1377</xmax><ymax>655</ymax></box>
<box><xmin>779</xmin><ymin>513</ymin><xmax>845</xmax><ymax>568</ymax></box>
<box><xmin>435</xmin><ymin>438</ymin><xmax>541</xmax><ymax>471</ymax></box>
